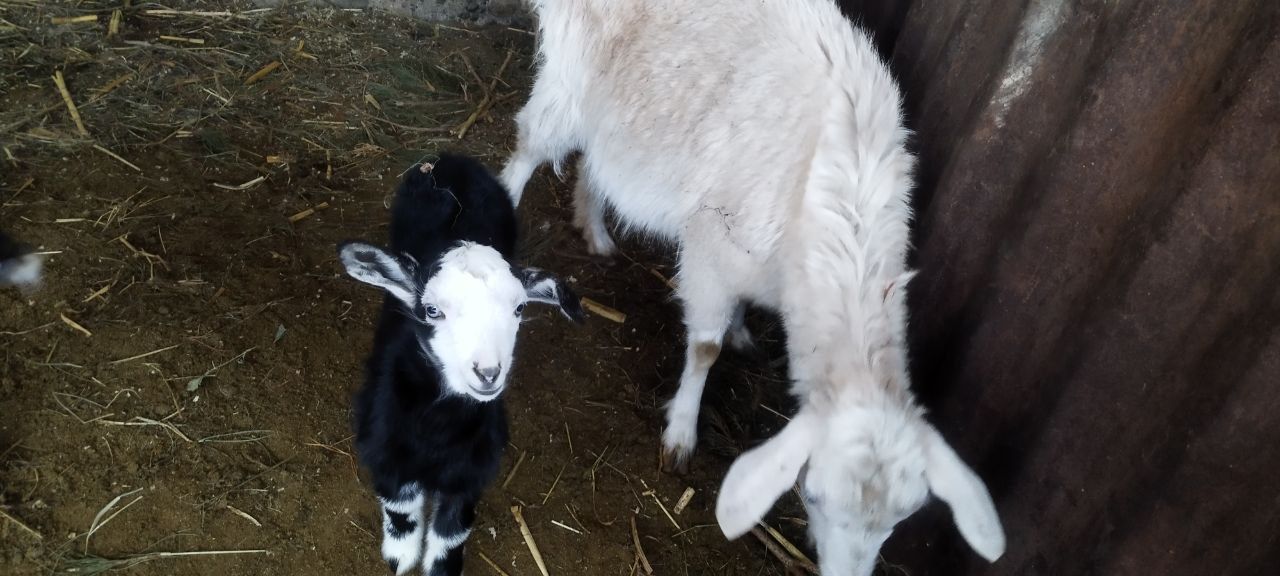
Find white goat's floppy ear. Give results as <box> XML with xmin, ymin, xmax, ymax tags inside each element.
<box><xmin>923</xmin><ymin>425</ymin><xmax>1006</xmax><ymax>563</ymax></box>
<box><xmin>518</xmin><ymin>267</ymin><xmax>586</xmax><ymax>324</ymax></box>
<box><xmin>716</xmin><ymin>410</ymin><xmax>820</xmax><ymax>539</ymax></box>
<box><xmin>338</xmin><ymin>241</ymin><xmax>418</xmax><ymax>307</ymax></box>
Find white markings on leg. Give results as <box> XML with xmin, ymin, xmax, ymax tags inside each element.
<box><xmin>662</xmin><ymin>267</ymin><xmax>736</xmax><ymax>468</ymax></box>
<box><xmin>421</xmin><ymin>528</ymin><xmax>471</xmax><ymax>573</ymax></box>
<box><xmin>379</xmin><ymin>487</ymin><xmax>426</xmax><ymax>575</ymax></box>
<box><xmin>663</xmin><ymin>332</ymin><xmax>724</xmax><ymax>465</ymax></box>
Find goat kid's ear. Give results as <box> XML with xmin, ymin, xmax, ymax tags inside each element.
<box><xmin>337</xmin><ymin>241</ymin><xmax>418</xmax><ymax>307</ymax></box>
<box><xmin>923</xmin><ymin>425</ymin><xmax>1006</xmax><ymax>563</ymax></box>
<box><xmin>518</xmin><ymin>267</ymin><xmax>586</xmax><ymax>324</ymax></box>
<box><xmin>715</xmin><ymin>410</ymin><xmax>820</xmax><ymax>539</ymax></box>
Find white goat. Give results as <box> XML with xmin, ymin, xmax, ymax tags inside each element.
<box><xmin>503</xmin><ymin>0</ymin><xmax>1006</xmax><ymax>573</ymax></box>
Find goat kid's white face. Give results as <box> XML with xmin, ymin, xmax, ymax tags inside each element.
<box><xmin>340</xmin><ymin>242</ymin><xmax>577</xmax><ymax>402</ymax></box>
<box><xmin>716</xmin><ymin>408</ymin><xmax>1006</xmax><ymax>576</ymax></box>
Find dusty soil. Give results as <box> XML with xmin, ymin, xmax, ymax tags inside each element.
<box><xmin>0</xmin><ymin>2</ymin><xmax>825</xmax><ymax>575</ymax></box>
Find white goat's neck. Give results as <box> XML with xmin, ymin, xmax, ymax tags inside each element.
<box><xmin>779</xmin><ymin>36</ymin><xmax>917</xmax><ymax>411</ymax></box>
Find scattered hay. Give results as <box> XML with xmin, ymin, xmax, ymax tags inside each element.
<box><xmin>60</xmin><ymin>549</ymin><xmax>268</xmax><ymax>575</ymax></box>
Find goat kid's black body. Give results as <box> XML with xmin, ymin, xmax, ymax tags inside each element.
<box><xmin>353</xmin><ymin>154</ymin><xmax>517</xmax><ymax>576</ymax></box>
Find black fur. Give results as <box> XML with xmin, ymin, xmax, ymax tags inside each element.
<box><xmin>388</xmin><ymin>152</ymin><xmax>518</xmax><ymax>263</ymax></box>
<box><xmin>385</xmin><ymin>510</ymin><xmax>417</xmax><ymax>539</ymax></box>
<box><xmin>346</xmin><ymin>153</ymin><xmax>549</xmax><ymax>576</ymax></box>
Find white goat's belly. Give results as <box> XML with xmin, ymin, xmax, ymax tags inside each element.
<box><xmin>588</xmin><ymin>159</ymin><xmax>691</xmax><ymax>240</ymax></box>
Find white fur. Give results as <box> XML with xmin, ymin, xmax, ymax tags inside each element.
<box><xmin>422</xmin><ymin>528</ymin><xmax>471</xmax><ymax>571</ymax></box>
<box><xmin>504</xmin><ymin>0</ymin><xmax>1006</xmax><ymax>572</ymax></box>
<box><xmin>380</xmin><ymin>488</ymin><xmax>426</xmax><ymax>575</ymax></box>
<box><xmin>420</xmin><ymin>243</ymin><xmax>526</xmax><ymax>401</ymax></box>
<box><xmin>0</xmin><ymin>253</ymin><xmax>43</xmax><ymax>288</ymax></box>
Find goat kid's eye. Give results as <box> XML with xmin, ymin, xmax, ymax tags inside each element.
<box><xmin>514</xmin><ymin>303</ymin><xmax>526</xmax><ymax>317</ymax></box>
<box><xmin>424</xmin><ymin>305</ymin><xmax>444</xmax><ymax>319</ymax></box>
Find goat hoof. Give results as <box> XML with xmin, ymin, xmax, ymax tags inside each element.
<box><xmin>660</xmin><ymin>446</ymin><xmax>691</xmax><ymax>475</ymax></box>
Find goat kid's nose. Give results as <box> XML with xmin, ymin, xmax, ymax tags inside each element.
<box><xmin>473</xmin><ymin>364</ymin><xmax>501</xmax><ymax>387</ymax></box>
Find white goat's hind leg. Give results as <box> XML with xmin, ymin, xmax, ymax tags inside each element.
<box><xmin>571</xmin><ymin>158</ymin><xmax>617</xmax><ymax>256</ymax></box>
<box><xmin>501</xmin><ymin>147</ymin><xmax>540</xmax><ymax>207</ymax></box>
<box><xmin>502</xmin><ymin>82</ymin><xmax>579</xmax><ymax>206</ymax></box>
<box><xmin>379</xmin><ymin>485</ymin><xmax>426</xmax><ymax>575</ymax></box>
<box><xmin>662</xmin><ymin>268</ymin><xmax>735</xmax><ymax>473</ymax></box>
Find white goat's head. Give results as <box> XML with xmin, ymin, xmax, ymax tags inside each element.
<box><xmin>339</xmin><ymin>241</ymin><xmax>584</xmax><ymax>402</ymax></box>
<box><xmin>716</xmin><ymin>400</ymin><xmax>1005</xmax><ymax>575</ymax></box>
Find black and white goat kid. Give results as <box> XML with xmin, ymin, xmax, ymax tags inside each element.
<box><xmin>338</xmin><ymin>154</ymin><xmax>584</xmax><ymax>576</ymax></box>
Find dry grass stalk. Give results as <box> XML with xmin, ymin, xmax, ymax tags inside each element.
<box><xmin>108</xmin><ymin>9</ymin><xmax>120</xmax><ymax>36</ymax></box>
<box><xmin>244</xmin><ymin>61</ymin><xmax>281</xmax><ymax>85</ymax></box>
<box><xmin>213</xmin><ymin>176</ymin><xmax>266</xmax><ymax>191</ymax></box>
<box><xmin>83</xmin><ymin>279</ymin><xmax>116</xmax><ymax>303</ymax></box>
<box><xmin>630</xmin><ymin>515</ymin><xmax>654</xmax><ymax>576</ymax></box>
<box><xmin>52</xmin><ymin>15</ymin><xmax>98</xmax><ymax>25</ymax></box>
<box><xmin>93</xmin><ymin>73</ymin><xmax>132</xmax><ymax>97</ymax></box>
<box><xmin>288</xmin><ymin>201</ymin><xmax>329</xmax><ymax>223</ymax></box>
<box><xmin>1</xmin><ymin>321</ymin><xmax>56</xmax><ymax>336</ymax></box>
<box><xmin>501</xmin><ymin>450</ymin><xmax>528</xmax><ymax>490</ymax></box>
<box><xmin>455</xmin><ymin>50</ymin><xmax>514</xmax><ymax>140</ymax></box>
<box><xmin>540</xmin><ymin>464</ymin><xmax>566</xmax><ymax>505</ymax></box>
<box><xmin>580</xmin><ymin>297</ymin><xmax>626</xmax><ymax>324</ymax></box>
<box><xmin>750</xmin><ymin>527</ymin><xmax>818</xmax><ymax>575</ymax></box>
<box><xmin>762</xmin><ymin>523</ymin><xmax>817</xmax><ymax>570</ymax></box>
<box><xmin>108</xmin><ymin>344</ymin><xmax>180</xmax><ymax>365</ymax></box>
<box><xmin>0</xmin><ymin>508</ymin><xmax>43</xmax><ymax>540</ymax></box>
<box><xmin>225</xmin><ymin>504</ymin><xmax>262</xmax><ymax>527</ymax></box>
<box><xmin>62</xmin><ymin>549</ymin><xmax>267</xmax><ymax>574</ymax></box>
<box><xmin>52</xmin><ymin>70</ymin><xmax>89</xmax><ymax>136</ymax></box>
<box><xmin>672</xmin><ymin>487</ymin><xmax>696</xmax><ymax>515</ymax></box>
<box><xmin>649</xmin><ymin>268</ymin><xmax>678</xmax><ymax>290</ymax></box>
<box><xmin>60</xmin><ymin>313</ymin><xmax>92</xmax><ymax>337</ymax></box>
<box><xmin>99</xmin><ymin>416</ymin><xmax>192</xmax><ymax>443</ymax></box>
<box><xmin>84</xmin><ymin>487</ymin><xmax>144</xmax><ymax>553</ymax></box>
<box><xmin>158</xmin><ymin>35</ymin><xmax>206</xmax><ymax>45</ymax></box>
<box><xmin>477</xmin><ymin>551</ymin><xmax>512</xmax><ymax>576</ymax></box>
<box><xmin>549</xmin><ymin>520</ymin><xmax>581</xmax><ymax>534</ymax></box>
<box><xmin>511</xmin><ymin>505</ymin><xmax>550</xmax><ymax>576</ymax></box>
<box><xmin>640</xmin><ymin>478</ymin><xmax>680</xmax><ymax>529</ymax></box>
<box><xmin>142</xmin><ymin>9</ymin><xmax>248</xmax><ymax>18</ymax></box>
<box><xmin>92</xmin><ymin>144</ymin><xmax>142</xmax><ymax>172</ymax></box>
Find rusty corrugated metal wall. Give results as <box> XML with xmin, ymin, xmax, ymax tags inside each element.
<box><xmin>834</xmin><ymin>1</ymin><xmax>1280</xmax><ymax>574</ymax></box>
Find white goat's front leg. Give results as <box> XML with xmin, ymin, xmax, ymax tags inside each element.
<box><xmin>662</xmin><ymin>265</ymin><xmax>736</xmax><ymax>473</ymax></box>
<box><xmin>571</xmin><ymin>157</ymin><xmax>617</xmax><ymax>256</ymax></box>
<box><xmin>378</xmin><ymin>484</ymin><xmax>426</xmax><ymax>575</ymax></box>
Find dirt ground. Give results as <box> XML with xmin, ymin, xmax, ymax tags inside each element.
<box><xmin>0</xmin><ymin>2</ymin><xmax>839</xmax><ymax>575</ymax></box>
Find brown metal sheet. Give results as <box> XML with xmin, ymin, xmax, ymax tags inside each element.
<box><xmin>836</xmin><ymin>0</ymin><xmax>1280</xmax><ymax>573</ymax></box>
